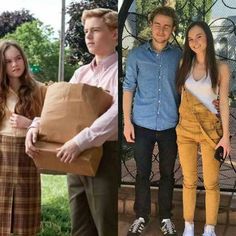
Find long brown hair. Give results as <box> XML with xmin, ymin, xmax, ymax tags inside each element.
<box><xmin>0</xmin><ymin>40</ymin><xmax>42</xmax><ymax>121</ymax></box>
<box><xmin>176</xmin><ymin>21</ymin><xmax>218</xmax><ymax>93</ymax></box>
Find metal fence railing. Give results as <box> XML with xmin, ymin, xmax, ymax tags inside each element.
<box><xmin>119</xmin><ymin>0</ymin><xmax>236</xmax><ymax>192</ymax></box>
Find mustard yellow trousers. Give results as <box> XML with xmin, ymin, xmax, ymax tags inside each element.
<box><xmin>176</xmin><ymin>89</ymin><xmax>222</xmax><ymax>225</ymax></box>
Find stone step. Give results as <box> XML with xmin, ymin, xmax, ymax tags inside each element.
<box><xmin>118</xmin><ymin>185</ymin><xmax>236</xmax><ymax>225</ymax></box>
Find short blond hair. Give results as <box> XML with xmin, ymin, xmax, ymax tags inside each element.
<box><xmin>81</xmin><ymin>8</ymin><xmax>117</xmax><ymax>30</ymax></box>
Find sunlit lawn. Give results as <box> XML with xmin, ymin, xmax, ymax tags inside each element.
<box><xmin>39</xmin><ymin>174</ymin><xmax>71</xmax><ymax>236</ymax></box>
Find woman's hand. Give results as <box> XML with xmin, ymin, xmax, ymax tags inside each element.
<box><xmin>10</xmin><ymin>113</ymin><xmax>32</xmax><ymax>129</ymax></box>
<box><xmin>215</xmin><ymin>136</ymin><xmax>231</xmax><ymax>158</ymax></box>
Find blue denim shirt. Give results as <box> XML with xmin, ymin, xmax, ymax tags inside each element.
<box><xmin>123</xmin><ymin>41</ymin><xmax>182</xmax><ymax>131</ymax></box>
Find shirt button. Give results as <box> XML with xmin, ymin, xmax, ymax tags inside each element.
<box><xmin>158</xmin><ymin>89</ymin><xmax>161</xmax><ymax>91</ymax></box>
<box><xmin>158</xmin><ymin>100</ymin><xmax>161</xmax><ymax>103</ymax></box>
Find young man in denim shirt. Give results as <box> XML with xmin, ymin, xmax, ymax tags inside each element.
<box><xmin>123</xmin><ymin>6</ymin><xmax>182</xmax><ymax>236</ymax></box>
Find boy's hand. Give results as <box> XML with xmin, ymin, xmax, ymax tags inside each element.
<box><xmin>25</xmin><ymin>127</ymin><xmax>39</xmax><ymax>158</ymax></box>
<box><xmin>57</xmin><ymin>139</ymin><xmax>81</xmax><ymax>163</ymax></box>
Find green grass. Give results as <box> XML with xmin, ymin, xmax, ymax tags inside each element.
<box><xmin>39</xmin><ymin>174</ymin><xmax>71</xmax><ymax>236</ymax></box>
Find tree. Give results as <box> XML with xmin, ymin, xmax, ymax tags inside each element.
<box><xmin>0</xmin><ymin>9</ymin><xmax>35</xmax><ymax>38</ymax></box>
<box><xmin>176</xmin><ymin>0</ymin><xmax>213</xmax><ymax>39</ymax></box>
<box><xmin>4</xmin><ymin>20</ymin><xmax>76</xmax><ymax>82</ymax></box>
<box><xmin>65</xmin><ymin>0</ymin><xmax>117</xmax><ymax>65</ymax></box>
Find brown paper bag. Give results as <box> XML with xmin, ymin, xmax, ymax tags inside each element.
<box><xmin>39</xmin><ymin>82</ymin><xmax>113</xmax><ymax>143</ymax></box>
<box><xmin>33</xmin><ymin>141</ymin><xmax>103</xmax><ymax>176</ymax></box>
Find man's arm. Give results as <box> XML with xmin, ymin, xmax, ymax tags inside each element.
<box><xmin>57</xmin><ymin>92</ymin><xmax>118</xmax><ymax>163</ymax></box>
<box><xmin>122</xmin><ymin>48</ymin><xmax>138</xmax><ymax>143</ymax></box>
<box><xmin>123</xmin><ymin>90</ymin><xmax>135</xmax><ymax>142</ymax></box>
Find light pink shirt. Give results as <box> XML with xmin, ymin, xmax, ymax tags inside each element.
<box><xmin>70</xmin><ymin>52</ymin><xmax>118</xmax><ymax>152</ymax></box>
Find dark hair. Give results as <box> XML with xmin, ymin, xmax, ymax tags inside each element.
<box><xmin>176</xmin><ymin>21</ymin><xmax>218</xmax><ymax>93</ymax></box>
<box><xmin>0</xmin><ymin>40</ymin><xmax>42</xmax><ymax>120</ymax></box>
<box><xmin>148</xmin><ymin>6</ymin><xmax>178</xmax><ymax>31</ymax></box>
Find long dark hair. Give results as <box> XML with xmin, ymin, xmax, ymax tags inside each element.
<box><xmin>0</xmin><ymin>40</ymin><xmax>42</xmax><ymax>121</ymax></box>
<box><xmin>176</xmin><ymin>21</ymin><xmax>218</xmax><ymax>93</ymax></box>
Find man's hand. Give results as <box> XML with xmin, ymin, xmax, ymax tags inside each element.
<box><xmin>25</xmin><ymin>127</ymin><xmax>39</xmax><ymax>158</ymax></box>
<box><xmin>124</xmin><ymin>121</ymin><xmax>135</xmax><ymax>143</ymax></box>
<box><xmin>10</xmin><ymin>113</ymin><xmax>32</xmax><ymax>128</ymax></box>
<box><xmin>57</xmin><ymin>139</ymin><xmax>81</xmax><ymax>163</ymax></box>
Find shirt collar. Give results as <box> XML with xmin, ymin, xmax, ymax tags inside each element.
<box><xmin>146</xmin><ymin>40</ymin><xmax>172</xmax><ymax>52</ymax></box>
<box><xmin>90</xmin><ymin>52</ymin><xmax>117</xmax><ymax>71</ymax></box>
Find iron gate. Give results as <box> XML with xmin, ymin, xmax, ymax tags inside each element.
<box><xmin>119</xmin><ymin>0</ymin><xmax>236</xmax><ymax>191</ymax></box>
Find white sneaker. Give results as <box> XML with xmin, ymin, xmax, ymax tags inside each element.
<box><xmin>127</xmin><ymin>217</ymin><xmax>146</xmax><ymax>235</ymax></box>
<box><xmin>202</xmin><ymin>225</ymin><xmax>216</xmax><ymax>236</ymax></box>
<box><xmin>160</xmin><ymin>219</ymin><xmax>177</xmax><ymax>235</ymax></box>
<box><xmin>183</xmin><ymin>221</ymin><xmax>194</xmax><ymax>236</ymax></box>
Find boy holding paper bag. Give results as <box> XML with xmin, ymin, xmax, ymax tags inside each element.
<box><xmin>25</xmin><ymin>8</ymin><xmax>118</xmax><ymax>236</ymax></box>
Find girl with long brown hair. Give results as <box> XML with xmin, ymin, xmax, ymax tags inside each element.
<box><xmin>0</xmin><ymin>40</ymin><xmax>46</xmax><ymax>235</ymax></box>
<box><xmin>176</xmin><ymin>21</ymin><xmax>230</xmax><ymax>236</ymax></box>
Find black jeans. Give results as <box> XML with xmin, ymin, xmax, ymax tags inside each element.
<box><xmin>133</xmin><ymin>124</ymin><xmax>177</xmax><ymax>221</ymax></box>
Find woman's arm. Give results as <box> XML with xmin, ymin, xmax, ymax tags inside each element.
<box><xmin>217</xmin><ymin>62</ymin><xmax>231</xmax><ymax>157</ymax></box>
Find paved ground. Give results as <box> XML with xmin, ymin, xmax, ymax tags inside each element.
<box><xmin>118</xmin><ymin>186</ymin><xmax>236</xmax><ymax>236</ymax></box>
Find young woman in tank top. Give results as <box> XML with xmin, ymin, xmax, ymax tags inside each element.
<box><xmin>176</xmin><ymin>21</ymin><xmax>231</xmax><ymax>236</ymax></box>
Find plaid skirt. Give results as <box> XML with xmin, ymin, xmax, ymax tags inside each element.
<box><xmin>0</xmin><ymin>135</ymin><xmax>41</xmax><ymax>236</ymax></box>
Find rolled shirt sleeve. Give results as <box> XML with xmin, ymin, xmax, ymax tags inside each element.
<box><xmin>123</xmin><ymin>49</ymin><xmax>138</xmax><ymax>92</ymax></box>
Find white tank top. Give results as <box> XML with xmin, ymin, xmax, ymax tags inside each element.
<box><xmin>185</xmin><ymin>71</ymin><xmax>218</xmax><ymax>114</ymax></box>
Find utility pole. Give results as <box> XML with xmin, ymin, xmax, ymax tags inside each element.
<box><xmin>58</xmin><ymin>0</ymin><xmax>65</xmax><ymax>82</ymax></box>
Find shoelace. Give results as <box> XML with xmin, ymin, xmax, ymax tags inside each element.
<box><xmin>130</xmin><ymin>218</ymin><xmax>145</xmax><ymax>233</ymax></box>
<box><xmin>162</xmin><ymin>220</ymin><xmax>175</xmax><ymax>234</ymax></box>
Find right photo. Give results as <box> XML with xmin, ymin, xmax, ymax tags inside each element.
<box><xmin>118</xmin><ymin>0</ymin><xmax>236</xmax><ymax>236</ymax></box>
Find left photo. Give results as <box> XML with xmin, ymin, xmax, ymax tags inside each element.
<box><xmin>0</xmin><ymin>1</ymin><xmax>119</xmax><ymax>236</ymax></box>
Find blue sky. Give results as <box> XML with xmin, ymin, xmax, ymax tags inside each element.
<box><xmin>0</xmin><ymin>0</ymin><xmax>79</xmax><ymax>38</ymax></box>
<box><xmin>212</xmin><ymin>0</ymin><xmax>236</xmax><ymax>18</ymax></box>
